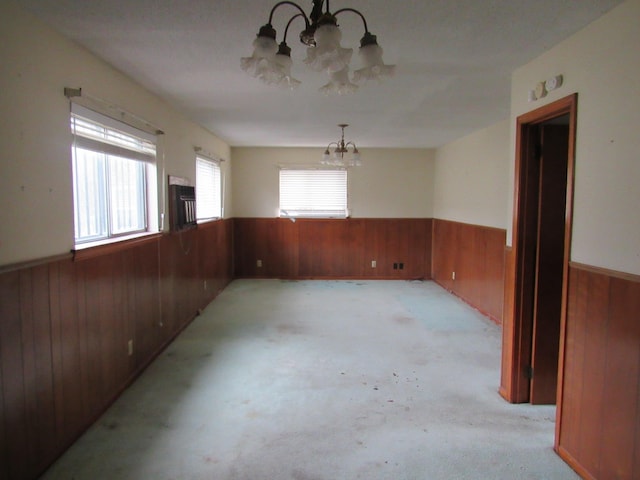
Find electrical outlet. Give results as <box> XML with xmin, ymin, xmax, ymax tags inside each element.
<box><xmin>452</xmin><ymin>271</ymin><xmax>456</xmax><ymax>280</ymax></box>
<box><xmin>257</xmin><ymin>259</ymin><xmax>263</xmax><ymax>267</ymax></box>
<box><xmin>371</xmin><ymin>260</ymin><xmax>376</xmax><ymax>268</ymax></box>
<box><xmin>127</xmin><ymin>339</ymin><xmax>133</xmax><ymax>356</ymax></box>
<box><xmin>393</xmin><ymin>263</ymin><xmax>398</xmax><ymax>270</ymax></box>
<box><xmin>399</xmin><ymin>263</ymin><xmax>404</xmax><ymax>270</ymax></box>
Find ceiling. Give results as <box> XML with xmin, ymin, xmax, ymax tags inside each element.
<box><xmin>18</xmin><ymin>0</ymin><xmax>621</xmax><ymax>149</ymax></box>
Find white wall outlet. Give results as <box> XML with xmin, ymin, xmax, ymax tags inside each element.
<box><xmin>127</xmin><ymin>339</ymin><xmax>133</xmax><ymax>356</ymax></box>
<box><xmin>257</xmin><ymin>259</ymin><xmax>263</xmax><ymax>267</ymax></box>
<box><xmin>371</xmin><ymin>260</ymin><xmax>377</xmax><ymax>268</ymax></box>
<box><xmin>452</xmin><ymin>271</ymin><xmax>456</xmax><ymax>280</ymax></box>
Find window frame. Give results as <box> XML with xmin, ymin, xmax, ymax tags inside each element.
<box><xmin>70</xmin><ymin>104</ymin><xmax>158</xmax><ymax>247</ymax></box>
<box><xmin>195</xmin><ymin>154</ymin><xmax>223</xmax><ymax>222</ymax></box>
<box><xmin>279</xmin><ymin>167</ymin><xmax>349</xmax><ymax>219</ymax></box>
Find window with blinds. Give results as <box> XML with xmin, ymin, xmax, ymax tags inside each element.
<box><xmin>70</xmin><ymin>104</ymin><xmax>157</xmax><ymax>244</ymax></box>
<box><xmin>279</xmin><ymin>168</ymin><xmax>348</xmax><ymax>218</ymax></box>
<box><xmin>196</xmin><ymin>156</ymin><xmax>222</xmax><ymax>220</ymax></box>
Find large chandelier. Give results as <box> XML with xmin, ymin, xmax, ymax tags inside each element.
<box><xmin>241</xmin><ymin>0</ymin><xmax>395</xmax><ymax>94</ymax></box>
<box><xmin>321</xmin><ymin>124</ymin><xmax>361</xmax><ymax>167</ymax></box>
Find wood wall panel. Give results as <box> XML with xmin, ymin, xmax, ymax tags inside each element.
<box><xmin>0</xmin><ymin>271</ymin><xmax>30</xmax><ymax>480</ymax></box>
<box><xmin>0</xmin><ymin>219</ymin><xmax>232</xmax><ymax>480</ymax></box>
<box><xmin>234</xmin><ymin>218</ymin><xmax>432</xmax><ymax>280</ymax></box>
<box><xmin>578</xmin><ymin>271</ymin><xmax>609</xmax><ymax>476</ymax></box>
<box><xmin>198</xmin><ymin>220</ymin><xmax>234</xmax><ymax>306</ymax></box>
<box><xmin>500</xmin><ymin>246</ymin><xmax>514</xmax><ymax>399</ymax></box>
<box><xmin>432</xmin><ymin>219</ymin><xmax>506</xmax><ymax>323</ymax></box>
<box><xmin>600</xmin><ymin>276</ymin><xmax>640</xmax><ymax>478</ymax></box>
<box><xmin>23</xmin><ymin>265</ymin><xmax>58</xmax><ymax>473</ymax></box>
<box><xmin>0</xmin><ymin>348</ymin><xmax>5</xmax><ymax>480</ymax></box>
<box><xmin>299</xmin><ymin>220</ymin><xmax>351</xmax><ymax>277</ymax></box>
<box><xmin>234</xmin><ymin>218</ymin><xmax>299</xmax><ymax>278</ymax></box>
<box><xmin>557</xmin><ymin>263</ymin><xmax>640</xmax><ymax>480</ymax></box>
<box><xmin>50</xmin><ymin>259</ymin><xmax>86</xmax><ymax>445</ymax></box>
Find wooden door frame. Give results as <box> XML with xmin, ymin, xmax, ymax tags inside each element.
<box><xmin>500</xmin><ymin>93</ymin><xmax>577</xmax><ymax>405</ymax></box>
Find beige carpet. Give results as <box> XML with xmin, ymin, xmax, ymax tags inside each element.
<box><xmin>42</xmin><ymin>280</ymin><xmax>579</xmax><ymax>480</ymax></box>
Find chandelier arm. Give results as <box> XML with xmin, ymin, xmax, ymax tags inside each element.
<box><xmin>309</xmin><ymin>0</ymin><xmax>325</xmax><ymax>22</ymax></box>
<box><xmin>332</xmin><ymin>7</ymin><xmax>369</xmax><ymax>32</ymax></box>
<box><xmin>283</xmin><ymin>13</ymin><xmax>305</xmax><ymax>42</ymax></box>
<box><xmin>268</xmin><ymin>1</ymin><xmax>310</xmax><ymax>29</ymax></box>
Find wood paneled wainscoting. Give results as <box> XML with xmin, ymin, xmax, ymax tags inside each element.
<box><xmin>431</xmin><ymin>219</ymin><xmax>506</xmax><ymax>323</ymax></box>
<box><xmin>0</xmin><ymin>219</ymin><xmax>232</xmax><ymax>480</ymax></box>
<box><xmin>234</xmin><ymin>218</ymin><xmax>433</xmax><ymax>280</ymax></box>
<box><xmin>556</xmin><ymin>263</ymin><xmax>640</xmax><ymax>480</ymax></box>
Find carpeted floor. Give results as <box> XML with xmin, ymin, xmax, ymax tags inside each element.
<box><xmin>41</xmin><ymin>280</ymin><xmax>579</xmax><ymax>480</ymax></box>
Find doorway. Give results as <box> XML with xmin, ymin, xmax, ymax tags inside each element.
<box><xmin>501</xmin><ymin>94</ymin><xmax>577</xmax><ymax>405</ymax></box>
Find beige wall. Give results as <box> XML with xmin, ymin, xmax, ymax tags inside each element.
<box><xmin>433</xmin><ymin>119</ymin><xmax>510</xmax><ymax>229</ymax></box>
<box><xmin>0</xmin><ymin>0</ymin><xmax>231</xmax><ymax>266</ymax></box>
<box><xmin>508</xmin><ymin>0</ymin><xmax>640</xmax><ymax>275</ymax></box>
<box><xmin>231</xmin><ymin>147</ymin><xmax>435</xmax><ymax>218</ymax></box>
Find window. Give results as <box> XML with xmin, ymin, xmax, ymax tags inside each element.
<box><xmin>71</xmin><ymin>105</ymin><xmax>157</xmax><ymax>245</ymax></box>
<box><xmin>196</xmin><ymin>155</ymin><xmax>222</xmax><ymax>220</ymax></box>
<box><xmin>279</xmin><ymin>168</ymin><xmax>348</xmax><ymax>218</ymax></box>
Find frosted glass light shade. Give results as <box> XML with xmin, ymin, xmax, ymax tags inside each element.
<box><xmin>351</xmin><ymin>150</ymin><xmax>361</xmax><ymax>166</ymax></box>
<box><xmin>240</xmin><ymin>36</ymin><xmax>278</xmax><ymax>78</ymax></box>
<box><xmin>319</xmin><ymin>66</ymin><xmax>358</xmax><ymax>95</ymax></box>
<box><xmin>258</xmin><ymin>54</ymin><xmax>301</xmax><ymax>90</ymax></box>
<box><xmin>352</xmin><ymin>43</ymin><xmax>396</xmax><ymax>83</ymax></box>
<box><xmin>304</xmin><ymin>24</ymin><xmax>353</xmax><ymax>73</ymax></box>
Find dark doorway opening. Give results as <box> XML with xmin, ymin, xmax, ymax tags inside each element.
<box><xmin>502</xmin><ymin>94</ymin><xmax>577</xmax><ymax>405</ymax></box>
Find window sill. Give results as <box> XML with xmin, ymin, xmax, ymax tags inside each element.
<box><xmin>279</xmin><ymin>215</ymin><xmax>349</xmax><ymax>221</ymax></box>
<box><xmin>197</xmin><ymin>217</ymin><xmax>222</xmax><ymax>225</ymax></box>
<box><xmin>72</xmin><ymin>231</ymin><xmax>162</xmax><ymax>261</ymax></box>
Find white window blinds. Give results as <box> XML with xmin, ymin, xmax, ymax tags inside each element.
<box><xmin>279</xmin><ymin>169</ymin><xmax>348</xmax><ymax>218</ymax></box>
<box><xmin>196</xmin><ymin>156</ymin><xmax>222</xmax><ymax>220</ymax></box>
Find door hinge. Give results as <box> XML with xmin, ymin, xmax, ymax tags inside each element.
<box><xmin>525</xmin><ymin>365</ymin><xmax>534</xmax><ymax>379</ymax></box>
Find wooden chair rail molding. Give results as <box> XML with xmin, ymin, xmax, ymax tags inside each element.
<box><xmin>0</xmin><ymin>252</ymin><xmax>73</xmax><ymax>274</ymax></box>
<box><xmin>71</xmin><ymin>232</ymin><xmax>163</xmax><ymax>261</ymax></box>
<box><xmin>568</xmin><ymin>261</ymin><xmax>640</xmax><ymax>283</ymax></box>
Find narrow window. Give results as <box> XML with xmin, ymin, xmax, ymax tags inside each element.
<box><xmin>196</xmin><ymin>155</ymin><xmax>222</xmax><ymax>221</ymax></box>
<box><xmin>279</xmin><ymin>168</ymin><xmax>348</xmax><ymax>218</ymax></box>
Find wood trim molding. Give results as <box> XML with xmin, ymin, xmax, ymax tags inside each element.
<box><xmin>72</xmin><ymin>233</ymin><xmax>162</xmax><ymax>261</ymax></box>
<box><xmin>432</xmin><ymin>217</ymin><xmax>506</xmax><ymax>234</ymax></box>
<box><xmin>556</xmin><ymin>446</ymin><xmax>598</xmax><ymax>480</ymax></box>
<box><xmin>503</xmin><ymin>93</ymin><xmax>578</xmax><ymax>404</ymax></box>
<box><xmin>0</xmin><ymin>252</ymin><xmax>73</xmax><ymax>274</ymax></box>
<box><xmin>196</xmin><ymin>217</ymin><xmax>230</xmax><ymax>230</ymax></box>
<box><xmin>569</xmin><ymin>261</ymin><xmax>640</xmax><ymax>283</ymax></box>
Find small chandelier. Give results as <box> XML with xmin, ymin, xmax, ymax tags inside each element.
<box><xmin>241</xmin><ymin>0</ymin><xmax>395</xmax><ymax>94</ymax></box>
<box><xmin>321</xmin><ymin>124</ymin><xmax>361</xmax><ymax>167</ymax></box>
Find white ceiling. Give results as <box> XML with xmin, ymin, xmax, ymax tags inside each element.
<box><xmin>18</xmin><ymin>0</ymin><xmax>621</xmax><ymax>148</ymax></box>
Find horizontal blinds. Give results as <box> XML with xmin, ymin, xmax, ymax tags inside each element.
<box><xmin>196</xmin><ymin>156</ymin><xmax>221</xmax><ymax>219</ymax></box>
<box><xmin>73</xmin><ymin>136</ymin><xmax>154</xmax><ymax>164</ymax></box>
<box><xmin>279</xmin><ymin>169</ymin><xmax>348</xmax><ymax>218</ymax></box>
<box><xmin>71</xmin><ymin>104</ymin><xmax>156</xmax><ymax>164</ymax></box>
